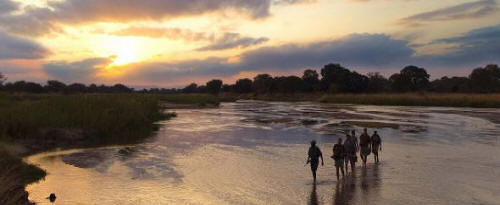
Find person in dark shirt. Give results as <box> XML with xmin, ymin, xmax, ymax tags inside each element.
<box><xmin>359</xmin><ymin>128</ymin><xmax>371</xmax><ymax>165</ymax></box>
<box><xmin>371</xmin><ymin>131</ymin><xmax>382</xmax><ymax>163</ymax></box>
<box><xmin>344</xmin><ymin>133</ymin><xmax>357</xmax><ymax>173</ymax></box>
<box><xmin>332</xmin><ymin>137</ymin><xmax>345</xmax><ymax>180</ymax></box>
<box><xmin>306</xmin><ymin>140</ymin><xmax>324</xmax><ymax>182</ymax></box>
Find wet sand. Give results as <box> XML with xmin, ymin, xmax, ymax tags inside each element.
<box><xmin>26</xmin><ymin>102</ymin><xmax>500</xmax><ymax>204</ymax></box>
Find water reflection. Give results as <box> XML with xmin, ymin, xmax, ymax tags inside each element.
<box><xmin>26</xmin><ymin>102</ymin><xmax>500</xmax><ymax>204</ymax></box>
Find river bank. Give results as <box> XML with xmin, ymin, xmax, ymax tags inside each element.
<box><xmin>0</xmin><ymin>93</ymin><xmax>217</xmax><ymax>204</ymax></box>
<box><xmin>217</xmin><ymin>92</ymin><xmax>500</xmax><ymax>108</ymax></box>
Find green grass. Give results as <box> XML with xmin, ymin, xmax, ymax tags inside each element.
<box><xmin>319</xmin><ymin>93</ymin><xmax>500</xmax><ymax>108</ymax></box>
<box><xmin>0</xmin><ymin>94</ymin><xmax>173</xmax><ymax>143</ymax></box>
<box><xmin>0</xmin><ymin>149</ymin><xmax>45</xmax><ymax>205</ymax></box>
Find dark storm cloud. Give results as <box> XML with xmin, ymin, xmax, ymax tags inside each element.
<box><xmin>121</xmin><ymin>33</ymin><xmax>415</xmax><ymax>82</ymax></box>
<box><xmin>197</xmin><ymin>33</ymin><xmax>269</xmax><ymax>51</ymax></box>
<box><xmin>43</xmin><ymin>58</ymin><xmax>110</xmax><ymax>82</ymax></box>
<box><xmin>398</xmin><ymin>0</ymin><xmax>498</xmax><ymax>26</ymax></box>
<box><xmin>0</xmin><ymin>31</ymin><xmax>49</xmax><ymax>59</ymax></box>
<box><xmin>418</xmin><ymin>24</ymin><xmax>500</xmax><ymax>66</ymax></box>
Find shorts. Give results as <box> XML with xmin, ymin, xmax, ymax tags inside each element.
<box><xmin>361</xmin><ymin>146</ymin><xmax>371</xmax><ymax>156</ymax></box>
<box><xmin>310</xmin><ymin>161</ymin><xmax>319</xmax><ymax>171</ymax></box>
<box><xmin>335</xmin><ymin>158</ymin><xmax>344</xmax><ymax>167</ymax></box>
<box><xmin>372</xmin><ymin>145</ymin><xmax>379</xmax><ymax>155</ymax></box>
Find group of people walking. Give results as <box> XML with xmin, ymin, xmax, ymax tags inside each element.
<box><xmin>306</xmin><ymin>128</ymin><xmax>382</xmax><ymax>182</ymax></box>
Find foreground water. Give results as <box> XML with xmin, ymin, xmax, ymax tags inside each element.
<box><xmin>26</xmin><ymin>102</ymin><xmax>500</xmax><ymax>205</ymax></box>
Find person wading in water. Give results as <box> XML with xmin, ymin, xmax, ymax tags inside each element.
<box><xmin>359</xmin><ymin>128</ymin><xmax>371</xmax><ymax>165</ymax></box>
<box><xmin>332</xmin><ymin>137</ymin><xmax>345</xmax><ymax>180</ymax></box>
<box><xmin>371</xmin><ymin>131</ymin><xmax>382</xmax><ymax>163</ymax></box>
<box><xmin>306</xmin><ymin>140</ymin><xmax>324</xmax><ymax>182</ymax></box>
<box><xmin>344</xmin><ymin>133</ymin><xmax>357</xmax><ymax>173</ymax></box>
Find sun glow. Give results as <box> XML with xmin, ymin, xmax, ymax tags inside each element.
<box><xmin>96</xmin><ymin>36</ymin><xmax>150</xmax><ymax>67</ymax></box>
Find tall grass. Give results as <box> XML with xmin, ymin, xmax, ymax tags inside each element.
<box><xmin>0</xmin><ymin>94</ymin><xmax>172</xmax><ymax>143</ymax></box>
<box><xmin>319</xmin><ymin>93</ymin><xmax>500</xmax><ymax>108</ymax></box>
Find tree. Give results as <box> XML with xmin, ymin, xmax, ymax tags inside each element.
<box><xmin>206</xmin><ymin>79</ymin><xmax>223</xmax><ymax>94</ymax></box>
<box><xmin>46</xmin><ymin>80</ymin><xmax>66</xmax><ymax>92</ymax></box>
<box><xmin>0</xmin><ymin>72</ymin><xmax>5</xmax><ymax>85</ymax></box>
<box><xmin>66</xmin><ymin>83</ymin><xmax>87</xmax><ymax>93</ymax></box>
<box><xmin>429</xmin><ymin>76</ymin><xmax>469</xmax><ymax>93</ymax></box>
<box><xmin>390</xmin><ymin>65</ymin><xmax>430</xmax><ymax>92</ymax></box>
<box><xmin>468</xmin><ymin>64</ymin><xmax>500</xmax><ymax>93</ymax></box>
<box><xmin>253</xmin><ymin>74</ymin><xmax>274</xmax><ymax>93</ymax></box>
<box><xmin>183</xmin><ymin>83</ymin><xmax>198</xmax><ymax>93</ymax></box>
<box><xmin>111</xmin><ymin>84</ymin><xmax>132</xmax><ymax>93</ymax></box>
<box><xmin>367</xmin><ymin>72</ymin><xmax>389</xmax><ymax>93</ymax></box>
<box><xmin>274</xmin><ymin>76</ymin><xmax>304</xmax><ymax>93</ymax></box>
<box><xmin>302</xmin><ymin>69</ymin><xmax>319</xmax><ymax>92</ymax></box>
<box><xmin>320</xmin><ymin>64</ymin><xmax>368</xmax><ymax>93</ymax></box>
<box><xmin>234</xmin><ymin>78</ymin><xmax>253</xmax><ymax>93</ymax></box>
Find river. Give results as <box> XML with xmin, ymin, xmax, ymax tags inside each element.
<box><xmin>26</xmin><ymin>101</ymin><xmax>500</xmax><ymax>205</ymax></box>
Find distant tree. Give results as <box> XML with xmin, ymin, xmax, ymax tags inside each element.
<box><xmin>429</xmin><ymin>76</ymin><xmax>469</xmax><ymax>93</ymax></box>
<box><xmin>468</xmin><ymin>64</ymin><xmax>500</xmax><ymax>93</ymax></box>
<box><xmin>183</xmin><ymin>83</ymin><xmax>198</xmax><ymax>93</ymax></box>
<box><xmin>111</xmin><ymin>84</ymin><xmax>132</xmax><ymax>93</ymax></box>
<box><xmin>302</xmin><ymin>69</ymin><xmax>319</xmax><ymax>92</ymax></box>
<box><xmin>66</xmin><ymin>83</ymin><xmax>87</xmax><ymax>93</ymax></box>
<box><xmin>87</xmin><ymin>84</ymin><xmax>98</xmax><ymax>93</ymax></box>
<box><xmin>46</xmin><ymin>80</ymin><xmax>66</xmax><ymax>92</ymax></box>
<box><xmin>367</xmin><ymin>72</ymin><xmax>389</xmax><ymax>93</ymax></box>
<box><xmin>0</xmin><ymin>72</ymin><xmax>5</xmax><ymax>86</ymax></box>
<box><xmin>206</xmin><ymin>79</ymin><xmax>223</xmax><ymax>94</ymax></box>
<box><xmin>234</xmin><ymin>78</ymin><xmax>253</xmax><ymax>93</ymax></box>
<box><xmin>274</xmin><ymin>76</ymin><xmax>304</xmax><ymax>93</ymax></box>
<box><xmin>320</xmin><ymin>64</ymin><xmax>368</xmax><ymax>93</ymax></box>
<box><xmin>221</xmin><ymin>84</ymin><xmax>233</xmax><ymax>92</ymax></box>
<box><xmin>320</xmin><ymin>64</ymin><xmax>351</xmax><ymax>92</ymax></box>
<box><xmin>197</xmin><ymin>85</ymin><xmax>207</xmax><ymax>93</ymax></box>
<box><xmin>390</xmin><ymin>65</ymin><xmax>430</xmax><ymax>92</ymax></box>
<box><xmin>253</xmin><ymin>74</ymin><xmax>274</xmax><ymax>93</ymax></box>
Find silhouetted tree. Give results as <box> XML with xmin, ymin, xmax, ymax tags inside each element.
<box><xmin>206</xmin><ymin>79</ymin><xmax>223</xmax><ymax>94</ymax></box>
<box><xmin>0</xmin><ymin>72</ymin><xmax>5</xmax><ymax>86</ymax></box>
<box><xmin>274</xmin><ymin>76</ymin><xmax>304</xmax><ymax>93</ymax></box>
<box><xmin>66</xmin><ymin>83</ymin><xmax>87</xmax><ymax>93</ymax></box>
<box><xmin>429</xmin><ymin>76</ymin><xmax>469</xmax><ymax>93</ymax></box>
<box><xmin>111</xmin><ymin>84</ymin><xmax>132</xmax><ymax>93</ymax></box>
<box><xmin>302</xmin><ymin>69</ymin><xmax>320</xmax><ymax>92</ymax></box>
<box><xmin>390</xmin><ymin>65</ymin><xmax>430</xmax><ymax>92</ymax></box>
<box><xmin>253</xmin><ymin>74</ymin><xmax>274</xmax><ymax>93</ymax></box>
<box><xmin>45</xmin><ymin>80</ymin><xmax>66</xmax><ymax>92</ymax></box>
<box><xmin>320</xmin><ymin>64</ymin><xmax>368</xmax><ymax>93</ymax></box>
<box><xmin>222</xmin><ymin>84</ymin><xmax>234</xmax><ymax>92</ymax></box>
<box><xmin>367</xmin><ymin>72</ymin><xmax>389</xmax><ymax>93</ymax></box>
<box><xmin>234</xmin><ymin>78</ymin><xmax>253</xmax><ymax>93</ymax></box>
<box><xmin>468</xmin><ymin>64</ymin><xmax>500</xmax><ymax>93</ymax></box>
<box><xmin>183</xmin><ymin>83</ymin><xmax>198</xmax><ymax>93</ymax></box>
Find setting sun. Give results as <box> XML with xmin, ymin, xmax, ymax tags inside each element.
<box><xmin>97</xmin><ymin>36</ymin><xmax>147</xmax><ymax>67</ymax></box>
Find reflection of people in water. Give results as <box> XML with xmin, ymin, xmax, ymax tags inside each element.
<box><xmin>332</xmin><ymin>137</ymin><xmax>345</xmax><ymax>180</ymax></box>
<box><xmin>371</xmin><ymin>131</ymin><xmax>382</xmax><ymax>163</ymax></box>
<box><xmin>308</xmin><ymin>184</ymin><xmax>319</xmax><ymax>205</ymax></box>
<box><xmin>344</xmin><ymin>133</ymin><xmax>357</xmax><ymax>173</ymax></box>
<box><xmin>306</xmin><ymin>140</ymin><xmax>324</xmax><ymax>182</ymax></box>
<box><xmin>359</xmin><ymin>128</ymin><xmax>371</xmax><ymax>165</ymax></box>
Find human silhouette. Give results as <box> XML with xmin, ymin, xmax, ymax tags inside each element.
<box><xmin>371</xmin><ymin>131</ymin><xmax>382</xmax><ymax>163</ymax></box>
<box><xmin>344</xmin><ymin>133</ymin><xmax>357</xmax><ymax>173</ymax></box>
<box><xmin>332</xmin><ymin>137</ymin><xmax>345</xmax><ymax>180</ymax></box>
<box><xmin>359</xmin><ymin>128</ymin><xmax>371</xmax><ymax>165</ymax></box>
<box><xmin>306</xmin><ymin>140</ymin><xmax>324</xmax><ymax>182</ymax></box>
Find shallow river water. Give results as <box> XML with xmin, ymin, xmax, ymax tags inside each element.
<box><xmin>26</xmin><ymin>101</ymin><xmax>500</xmax><ymax>205</ymax></box>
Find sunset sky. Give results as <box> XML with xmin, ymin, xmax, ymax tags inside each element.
<box><xmin>0</xmin><ymin>0</ymin><xmax>499</xmax><ymax>87</ymax></box>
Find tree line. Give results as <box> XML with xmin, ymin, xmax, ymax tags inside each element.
<box><xmin>0</xmin><ymin>63</ymin><xmax>499</xmax><ymax>94</ymax></box>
